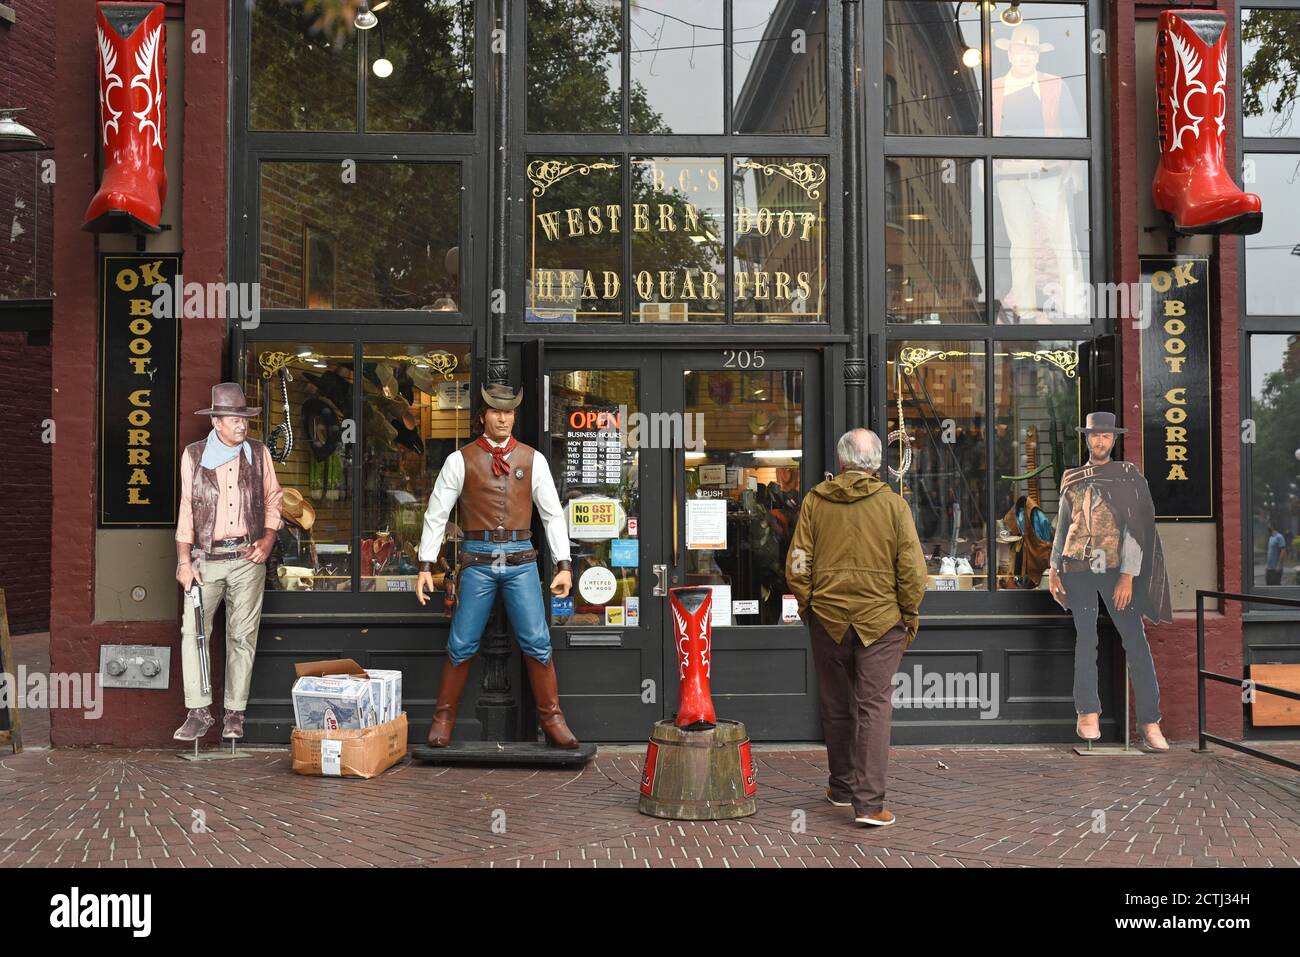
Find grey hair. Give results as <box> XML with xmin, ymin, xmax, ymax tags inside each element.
<box><xmin>836</xmin><ymin>428</ymin><xmax>882</xmax><ymax>472</ymax></box>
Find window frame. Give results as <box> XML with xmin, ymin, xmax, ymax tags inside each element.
<box><xmin>509</xmin><ymin>0</ymin><xmax>844</xmax><ymax>336</ymax></box>
<box><xmin>867</xmin><ymin>0</ymin><xmax>1110</xmax><ymax>615</ymax></box>
<box><xmin>1237</xmin><ymin>0</ymin><xmax>1300</xmax><ymax>601</ymax></box>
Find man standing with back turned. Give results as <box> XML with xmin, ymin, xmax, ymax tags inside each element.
<box><xmin>786</xmin><ymin>429</ymin><xmax>928</xmax><ymax>827</ymax></box>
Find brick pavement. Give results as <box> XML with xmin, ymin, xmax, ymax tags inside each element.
<box><xmin>1</xmin><ymin>739</ymin><xmax>1297</xmax><ymax>868</ymax></box>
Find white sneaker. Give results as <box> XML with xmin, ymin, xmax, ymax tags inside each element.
<box><xmin>939</xmin><ymin>556</ymin><xmax>957</xmax><ymax>576</ymax></box>
<box><xmin>955</xmin><ymin>557</ymin><xmax>974</xmax><ymax>575</ymax></box>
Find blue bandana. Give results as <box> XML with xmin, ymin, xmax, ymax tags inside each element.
<box><xmin>199</xmin><ymin>428</ymin><xmax>253</xmax><ymax>470</ymax></box>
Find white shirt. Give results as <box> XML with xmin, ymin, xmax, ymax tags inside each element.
<box><xmin>418</xmin><ymin>436</ymin><xmax>571</xmax><ymax>564</ymax></box>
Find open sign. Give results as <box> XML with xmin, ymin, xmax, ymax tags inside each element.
<box><xmin>568</xmin><ymin>408</ymin><xmax>621</xmax><ymax>431</ymax></box>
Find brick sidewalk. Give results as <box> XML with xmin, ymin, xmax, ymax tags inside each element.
<box><xmin>1</xmin><ymin>740</ymin><xmax>1297</xmax><ymax>868</ymax></box>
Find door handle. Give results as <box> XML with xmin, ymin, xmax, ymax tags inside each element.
<box><xmin>652</xmin><ymin>564</ymin><xmax>668</xmax><ymax>597</ymax></box>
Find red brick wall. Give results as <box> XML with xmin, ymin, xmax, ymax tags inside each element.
<box><xmin>50</xmin><ymin>0</ymin><xmax>228</xmax><ymax>746</ymax></box>
<box><xmin>1114</xmin><ymin>0</ymin><xmax>1245</xmax><ymax>740</ymax></box>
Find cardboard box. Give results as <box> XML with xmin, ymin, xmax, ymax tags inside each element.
<box><xmin>364</xmin><ymin>669</ymin><xmax>403</xmax><ymax>724</ymax></box>
<box><xmin>291</xmin><ymin>712</ymin><xmax>408</xmax><ymax>779</ymax></box>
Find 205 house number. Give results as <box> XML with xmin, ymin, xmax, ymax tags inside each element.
<box><xmin>722</xmin><ymin>349</ymin><xmax>765</xmax><ymax>369</ymax></box>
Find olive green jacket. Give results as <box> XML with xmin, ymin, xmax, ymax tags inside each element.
<box><xmin>785</xmin><ymin>470</ymin><xmax>927</xmax><ymax>646</ymax></box>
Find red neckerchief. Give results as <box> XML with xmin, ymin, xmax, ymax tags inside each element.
<box><xmin>475</xmin><ymin>435</ymin><xmax>516</xmax><ymax>477</ymax></box>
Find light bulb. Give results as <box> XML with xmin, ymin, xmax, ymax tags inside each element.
<box><xmin>962</xmin><ymin>46</ymin><xmax>982</xmax><ymax>69</ymax></box>
<box><xmin>355</xmin><ymin>3</ymin><xmax>378</xmax><ymax>30</ymax></box>
<box><xmin>1001</xmin><ymin>3</ymin><xmax>1023</xmax><ymax>26</ymax></box>
<box><xmin>372</xmin><ymin>57</ymin><xmax>393</xmax><ymax>78</ymax></box>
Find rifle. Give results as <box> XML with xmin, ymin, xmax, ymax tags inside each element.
<box><xmin>186</xmin><ymin>584</ymin><xmax>211</xmax><ymax>696</ymax></box>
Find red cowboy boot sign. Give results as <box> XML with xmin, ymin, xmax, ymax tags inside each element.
<box><xmin>1152</xmin><ymin>9</ymin><xmax>1262</xmax><ymax>235</ymax></box>
<box><xmin>83</xmin><ymin>2</ymin><xmax>168</xmax><ymax>234</ymax></box>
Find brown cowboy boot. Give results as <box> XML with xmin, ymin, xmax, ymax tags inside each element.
<box><xmin>427</xmin><ymin>657</ymin><xmax>474</xmax><ymax>747</ymax></box>
<box><xmin>222</xmin><ymin>709</ymin><xmax>246</xmax><ymax>740</ymax></box>
<box><xmin>524</xmin><ymin>655</ymin><xmax>579</xmax><ymax>749</ymax></box>
<box><xmin>173</xmin><ymin>707</ymin><xmax>214</xmax><ymax>741</ymax></box>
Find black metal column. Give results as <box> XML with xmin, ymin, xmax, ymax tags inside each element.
<box><xmin>475</xmin><ymin>0</ymin><xmax>518</xmax><ymax>741</ymax></box>
<box><xmin>841</xmin><ymin>0</ymin><xmax>865</xmax><ymax>428</ymax></box>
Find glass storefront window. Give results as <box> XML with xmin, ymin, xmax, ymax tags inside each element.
<box><xmin>527</xmin><ymin>0</ymin><xmax>621</xmax><ymax>133</ymax></box>
<box><xmin>365</xmin><ymin>0</ymin><xmax>475</xmax><ymax>133</ymax></box>
<box><xmin>0</xmin><ymin>152</ymin><xmax>53</xmax><ymax>300</ymax></box>
<box><xmin>1242</xmin><ymin>8</ymin><xmax>1300</xmax><ymax>139</ymax></box>
<box><xmin>885</xmin><ymin>156</ymin><xmax>986</xmax><ymax>324</ymax></box>
<box><xmin>884</xmin><ymin>1</ymin><xmax>983</xmax><ymax>136</ymax></box>
<box><xmin>682</xmin><ymin>369</ymin><xmax>804</xmax><ymax>625</ymax></box>
<box><xmin>1248</xmin><ymin>335</ymin><xmax>1300</xmax><ymax>587</ymax></box>
<box><xmin>734</xmin><ymin>0</ymin><xmax>828</xmax><ymax>135</ymax></box>
<box><xmin>258</xmin><ymin>161</ymin><xmax>461</xmax><ymax>311</ymax></box>
<box><xmin>990</xmin><ymin>2</ymin><xmax>1087</xmax><ymax>139</ymax></box>
<box><xmin>1244</xmin><ymin>154</ymin><xmax>1300</xmax><ymax>316</ymax></box>
<box><xmin>250</xmin><ymin>0</ymin><xmax>357</xmax><ymax>132</ymax></box>
<box><xmin>630</xmin><ymin>0</ymin><xmax>724</xmax><ymax>134</ymax></box>
<box><xmin>887</xmin><ymin>343</ymin><xmax>988</xmax><ymax>591</ymax></box>
<box><xmin>548</xmin><ymin>370</ymin><xmax>641</xmax><ymax>626</ymax></box>
<box><xmin>734</xmin><ymin>156</ymin><xmax>828</xmax><ymax>322</ymax></box>
<box><xmin>527</xmin><ymin>154</ymin><xmax>829</xmax><ymax>323</ymax></box>
<box><xmin>526</xmin><ymin>155</ymin><xmax>624</xmax><ymax>322</ymax></box>
<box><xmin>242</xmin><ymin>340</ymin><xmax>471</xmax><ymax>604</ymax></box>
<box><xmin>243</xmin><ymin>342</ymin><xmax>355</xmax><ymax>592</ymax></box>
<box><xmin>992</xmin><ymin>342</ymin><xmax>1082</xmax><ymax>590</ymax></box>
<box><xmin>631</xmin><ymin>157</ymin><xmax>727</xmax><ymax>323</ymax></box>
<box><xmin>992</xmin><ymin>158</ymin><xmax>1089</xmax><ymax>323</ymax></box>
<box><xmin>360</xmin><ymin>344</ymin><xmax>471</xmax><ymax>594</ymax></box>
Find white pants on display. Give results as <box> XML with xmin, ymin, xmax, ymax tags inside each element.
<box><xmin>996</xmin><ymin>173</ymin><xmax>1085</xmax><ymax>321</ymax></box>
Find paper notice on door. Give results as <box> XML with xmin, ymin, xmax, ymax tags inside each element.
<box><xmin>605</xmin><ymin>605</ymin><xmax>624</xmax><ymax>627</ymax></box>
<box><xmin>732</xmin><ymin>599</ymin><xmax>759</xmax><ymax>617</ymax></box>
<box><xmin>625</xmin><ymin>597</ymin><xmax>639</xmax><ymax>627</ymax></box>
<box><xmin>708</xmin><ymin>584</ymin><xmax>732</xmax><ymax>626</ymax></box>
<box><xmin>685</xmin><ymin>498</ymin><xmax>727</xmax><ymax>550</ymax></box>
<box><xmin>781</xmin><ymin>594</ymin><xmax>801</xmax><ymax>624</ymax></box>
<box><xmin>320</xmin><ymin>738</ymin><xmax>342</xmax><ymax>777</ymax></box>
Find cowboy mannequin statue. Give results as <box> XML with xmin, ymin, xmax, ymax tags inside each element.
<box><xmin>1047</xmin><ymin>412</ymin><xmax>1174</xmax><ymax>752</ymax></box>
<box><xmin>174</xmin><ymin>383</ymin><xmax>284</xmax><ymax>741</ymax></box>
<box><xmin>415</xmin><ymin>383</ymin><xmax>579</xmax><ymax>749</ymax></box>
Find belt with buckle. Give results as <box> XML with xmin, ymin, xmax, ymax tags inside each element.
<box><xmin>202</xmin><ymin>537</ymin><xmax>251</xmax><ymax>561</ymax></box>
<box><xmin>465</xmin><ymin>529</ymin><xmax>532</xmax><ymax>543</ymax></box>
<box><xmin>459</xmin><ymin>548</ymin><xmax>538</xmax><ymax>568</ymax></box>
<box><xmin>1061</xmin><ymin>558</ymin><xmax>1093</xmax><ymax>572</ymax></box>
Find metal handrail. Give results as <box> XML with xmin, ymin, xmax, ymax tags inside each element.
<box><xmin>1196</xmin><ymin>589</ymin><xmax>1300</xmax><ymax>773</ymax></box>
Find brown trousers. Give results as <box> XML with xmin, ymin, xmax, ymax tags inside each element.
<box><xmin>808</xmin><ymin>613</ymin><xmax>909</xmax><ymax>815</ymax></box>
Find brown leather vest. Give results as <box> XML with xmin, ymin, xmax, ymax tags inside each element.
<box><xmin>185</xmin><ymin>438</ymin><xmax>267</xmax><ymax>552</ymax></box>
<box><xmin>458</xmin><ymin>439</ymin><xmax>534</xmax><ymax>531</ymax></box>
<box><xmin>1061</xmin><ymin>481</ymin><xmax>1123</xmax><ymax>570</ymax></box>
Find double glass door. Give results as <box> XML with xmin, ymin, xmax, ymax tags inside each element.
<box><xmin>538</xmin><ymin>347</ymin><xmax>824</xmax><ymax>741</ymax></box>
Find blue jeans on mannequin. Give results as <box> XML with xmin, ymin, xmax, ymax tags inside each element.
<box><xmin>1063</xmin><ymin>569</ymin><xmax>1162</xmax><ymax>725</ymax></box>
<box><xmin>446</xmin><ymin>539</ymin><xmax>553</xmax><ymax>666</ymax></box>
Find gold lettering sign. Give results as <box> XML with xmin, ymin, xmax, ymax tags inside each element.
<box><xmin>526</xmin><ymin>157</ymin><xmax>826</xmax><ymax>320</ymax></box>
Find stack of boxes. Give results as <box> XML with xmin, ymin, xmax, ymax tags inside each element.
<box><xmin>289</xmin><ymin>660</ymin><xmax>408</xmax><ymax>778</ymax></box>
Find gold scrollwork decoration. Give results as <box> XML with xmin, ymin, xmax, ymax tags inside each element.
<box><xmin>424</xmin><ymin>350</ymin><xmax>459</xmax><ymax>379</ymax></box>
<box><xmin>897</xmin><ymin>347</ymin><xmax>971</xmax><ymax>375</ymax></box>
<box><xmin>735</xmin><ymin>160</ymin><xmax>827</xmax><ymax>199</ymax></box>
<box><xmin>1010</xmin><ymin>349</ymin><xmax>1080</xmax><ymax>378</ymax></box>
<box><xmin>259</xmin><ymin>350</ymin><xmax>302</xmax><ymax>379</ymax></box>
<box><xmin>527</xmin><ymin>159</ymin><xmax>621</xmax><ymax>197</ymax></box>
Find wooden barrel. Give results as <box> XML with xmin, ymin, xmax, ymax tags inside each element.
<box><xmin>637</xmin><ymin>719</ymin><xmax>757</xmax><ymax>820</ymax></box>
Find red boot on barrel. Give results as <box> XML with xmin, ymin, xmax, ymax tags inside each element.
<box><xmin>671</xmin><ymin>587</ymin><xmax>717</xmax><ymax>729</ymax></box>
<box><xmin>1152</xmin><ymin>9</ymin><xmax>1261</xmax><ymax>235</ymax></box>
<box><xmin>83</xmin><ymin>2</ymin><xmax>168</xmax><ymax>234</ymax></box>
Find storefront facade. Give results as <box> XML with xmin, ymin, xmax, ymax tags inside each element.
<box><xmin>44</xmin><ymin>0</ymin><xmax>1298</xmax><ymax>748</ymax></box>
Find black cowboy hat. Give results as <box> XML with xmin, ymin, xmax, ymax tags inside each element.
<box><xmin>302</xmin><ymin>397</ymin><xmax>342</xmax><ymax>460</ymax></box>
<box><xmin>1076</xmin><ymin>411</ymin><xmax>1128</xmax><ymax>434</ymax></box>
